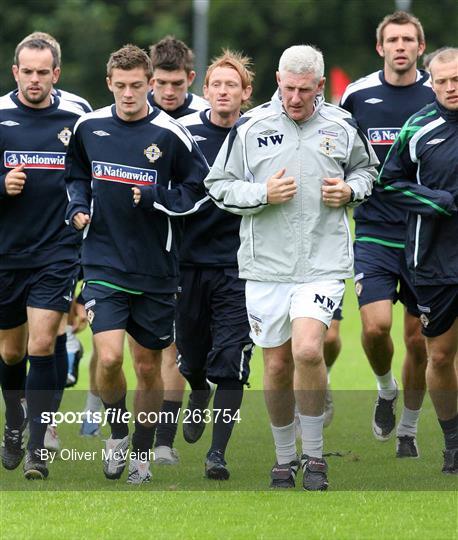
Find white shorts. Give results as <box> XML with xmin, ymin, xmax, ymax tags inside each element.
<box><xmin>245</xmin><ymin>280</ymin><xmax>345</xmax><ymax>348</ymax></box>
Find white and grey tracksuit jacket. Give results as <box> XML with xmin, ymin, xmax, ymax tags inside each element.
<box><xmin>205</xmin><ymin>98</ymin><xmax>379</xmax><ymax>283</ymax></box>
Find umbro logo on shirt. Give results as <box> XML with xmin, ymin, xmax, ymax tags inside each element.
<box><xmin>0</xmin><ymin>120</ymin><xmax>20</xmax><ymax>126</ymax></box>
<box><xmin>364</xmin><ymin>98</ymin><xmax>383</xmax><ymax>104</ymax></box>
<box><xmin>426</xmin><ymin>138</ymin><xmax>445</xmax><ymax>145</ymax></box>
<box><xmin>93</xmin><ymin>130</ymin><xmax>110</xmax><ymax>136</ymax></box>
<box><xmin>192</xmin><ymin>135</ymin><xmax>207</xmax><ymax>142</ymax></box>
<box><xmin>259</xmin><ymin>129</ymin><xmax>278</xmax><ymax>136</ymax></box>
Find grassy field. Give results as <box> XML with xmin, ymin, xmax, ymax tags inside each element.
<box><xmin>1</xmin><ymin>284</ymin><xmax>456</xmax><ymax>538</ymax></box>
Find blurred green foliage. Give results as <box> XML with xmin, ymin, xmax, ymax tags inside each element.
<box><xmin>0</xmin><ymin>0</ymin><xmax>456</xmax><ymax>108</ymax></box>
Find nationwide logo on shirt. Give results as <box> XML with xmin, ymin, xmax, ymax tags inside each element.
<box><xmin>4</xmin><ymin>150</ymin><xmax>66</xmax><ymax>169</ymax></box>
<box><xmin>367</xmin><ymin>127</ymin><xmax>400</xmax><ymax>145</ymax></box>
<box><xmin>92</xmin><ymin>160</ymin><xmax>157</xmax><ymax>185</ymax></box>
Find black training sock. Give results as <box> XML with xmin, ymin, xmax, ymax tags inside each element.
<box><xmin>154</xmin><ymin>400</ymin><xmax>181</xmax><ymax>448</ymax></box>
<box><xmin>209</xmin><ymin>379</ymin><xmax>244</xmax><ymax>457</ymax></box>
<box><xmin>439</xmin><ymin>414</ymin><xmax>458</xmax><ymax>450</ymax></box>
<box><xmin>102</xmin><ymin>395</ymin><xmax>129</xmax><ymax>439</ymax></box>
<box><xmin>132</xmin><ymin>420</ymin><xmax>156</xmax><ymax>458</ymax></box>
<box><xmin>186</xmin><ymin>370</ymin><xmax>209</xmax><ymax>393</ymax></box>
<box><xmin>20</xmin><ymin>358</ymin><xmax>26</xmax><ymax>399</ymax></box>
<box><xmin>52</xmin><ymin>333</ymin><xmax>68</xmax><ymax>413</ymax></box>
<box><xmin>26</xmin><ymin>354</ymin><xmax>57</xmax><ymax>450</ymax></box>
<box><xmin>0</xmin><ymin>356</ymin><xmax>27</xmax><ymax>429</ymax></box>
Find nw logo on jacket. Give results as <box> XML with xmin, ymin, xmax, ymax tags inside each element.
<box><xmin>257</xmin><ymin>134</ymin><xmax>284</xmax><ymax>148</ymax></box>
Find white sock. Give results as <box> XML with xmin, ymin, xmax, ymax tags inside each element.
<box><xmin>294</xmin><ymin>404</ymin><xmax>301</xmax><ymax>438</ymax></box>
<box><xmin>85</xmin><ymin>391</ymin><xmax>102</xmax><ymax>413</ymax></box>
<box><xmin>375</xmin><ymin>370</ymin><xmax>397</xmax><ymax>400</ymax></box>
<box><xmin>65</xmin><ymin>325</ymin><xmax>81</xmax><ymax>354</ymax></box>
<box><xmin>299</xmin><ymin>413</ymin><xmax>324</xmax><ymax>458</ymax></box>
<box><xmin>271</xmin><ymin>421</ymin><xmax>297</xmax><ymax>465</ymax></box>
<box><xmin>397</xmin><ymin>407</ymin><xmax>421</xmax><ymax>437</ymax></box>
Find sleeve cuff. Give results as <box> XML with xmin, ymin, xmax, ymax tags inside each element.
<box><xmin>137</xmin><ymin>186</ymin><xmax>156</xmax><ymax>210</ymax></box>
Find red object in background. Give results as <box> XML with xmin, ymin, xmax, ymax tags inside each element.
<box><xmin>330</xmin><ymin>67</ymin><xmax>351</xmax><ymax>104</ymax></box>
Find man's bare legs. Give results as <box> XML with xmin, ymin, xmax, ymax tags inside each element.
<box><xmin>323</xmin><ymin>319</ymin><xmax>341</xmax><ymax>427</ymax></box>
<box><xmin>153</xmin><ymin>343</ymin><xmax>186</xmax><ymax>463</ymax></box>
<box><xmin>361</xmin><ymin>300</ymin><xmax>399</xmax><ymax>441</ymax></box>
<box><xmin>265</xmin><ymin>318</ymin><xmax>328</xmax><ymax>490</ymax></box>
<box><xmin>361</xmin><ymin>299</ymin><xmax>428</xmax><ymax>453</ymax></box>
<box><xmin>396</xmin><ymin>311</ymin><xmax>427</xmax><ymax>453</ymax></box>
<box><xmin>0</xmin><ymin>323</ymin><xmax>28</xmax><ymax>468</ymax></box>
<box><xmin>425</xmin><ymin>320</ymin><xmax>458</xmax><ymax>472</ymax></box>
<box><xmin>25</xmin><ymin>307</ymin><xmax>63</xmax><ymax>456</ymax></box>
<box><xmin>95</xmin><ymin>329</ymin><xmax>164</xmax><ymax>479</ymax></box>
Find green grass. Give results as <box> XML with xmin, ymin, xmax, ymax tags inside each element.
<box><xmin>1</xmin><ymin>491</ymin><xmax>456</xmax><ymax>539</ymax></box>
<box><xmin>1</xmin><ymin>284</ymin><xmax>457</xmax><ymax>538</ymax></box>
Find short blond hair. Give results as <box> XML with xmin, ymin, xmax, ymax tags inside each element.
<box><xmin>429</xmin><ymin>47</ymin><xmax>458</xmax><ymax>76</ymax></box>
<box><xmin>205</xmin><ymin>49</ymin><xmax>254</xmax><ymax>107</ymax></box>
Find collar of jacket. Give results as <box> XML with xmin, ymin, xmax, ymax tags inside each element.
<box><xmin>436</xmin><ymin>99</ymin><xmax>458</xmax><ymax>123</ymax></box>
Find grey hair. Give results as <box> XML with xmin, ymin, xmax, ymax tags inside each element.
<box><xmin>278</xmin><ymin>45</ymin><xmax>324</xmax><ymax>80</ymax></box>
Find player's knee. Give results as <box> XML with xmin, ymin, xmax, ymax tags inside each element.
<box><xmin>363</xmin><ymin>320</ymin><xmax>391</xmax><ymax>343</ymax></box>
<box><xmin>293</xmin><ymin>343</ymin><xmax>322</xmax><ymax>368</ymax></box>
<box><xmin>264</xmin><ymin>357</ymin><xmax>292</xmax><ymax>383</ymax></box>
<box><xmin>404</xmin><ymin>332</ymin><xmax>427</xmax><ymax>363</ymax></box>
<box><xmin>28</xmin><ymin>334</ymin><xmax>55</xmax><ymax>356</ymax></box>
<box><xmin>98</xmin><ymin>351</ymin><xmax>123</xmax><ymax>373</ymax></box>
<box><xmin>0</xmin><ymin>345</ymin><xmax>25</xmax><ymax>365</ymax></box>
<box><xmin>428</xmin><ymin>349</ymin><xmax>454</xmax><ymax>371</ymax></box>
<box><xmin>134</xmin><ymin>357</ymin><xmax>161</xmax><ymax>382</ymax></box>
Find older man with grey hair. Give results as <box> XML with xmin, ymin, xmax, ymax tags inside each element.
<box><xmin>205</xmin><ymin>45</ymin><xmax>378</xmax><ymax>490</ymax></box>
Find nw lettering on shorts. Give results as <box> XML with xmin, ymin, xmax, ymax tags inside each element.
<box><xmin>313</xmin><ymin>294</ymin><xmax>335</xmax><ymax>312</ymax></box>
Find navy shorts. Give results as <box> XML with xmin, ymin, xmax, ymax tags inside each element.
<box><xmin>416</xmin><ymin>285</ymin><xmax>458</xmax><ymax>338</ymax></box>
<box><xmin>332</xmin><ymin>300</ymin><xmax>343</xmax><ymax>321</ymax></box>
<box><xmin>0</xmin><ymin>261</ymin><xmax>78</xmax><ymax>330</ymax></box>
<box><xmin>176</xmin><ymin>267</ymin><xmax>253</xmax><ymax>384</ymax></box>
<box><xmin>82</xmin><ymin>282</ymin><xmax>175</xmax><ymax>350</ymax></box>
<box><xmin>354</xmin><ymin>241</ymin><xmax>419</xmax><ymax>316</ymax></box>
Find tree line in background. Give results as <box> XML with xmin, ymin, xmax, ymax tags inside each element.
<box><xmin>0</xmin><ymin>0</ymin><xmax>456</xmax><ymax>108</ymax></box>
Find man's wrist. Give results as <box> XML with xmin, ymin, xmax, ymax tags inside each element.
<box><xmin>349</xmin><ymin>187</ymin><xmax>355</xmax><ymax>203</ymax></box>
